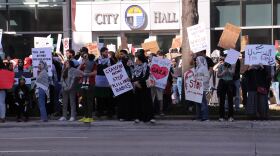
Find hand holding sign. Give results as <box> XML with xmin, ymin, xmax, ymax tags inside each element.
<box><xmin>149</xmin><ymin>57</ymin><xmax>171</xmax><ymax>89</ymax></box>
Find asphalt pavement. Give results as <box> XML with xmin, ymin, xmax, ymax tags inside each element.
<box><xmin>0</xmin><ymin>120</ymin><xmax>280</xmax><ymax>156</ymax></box>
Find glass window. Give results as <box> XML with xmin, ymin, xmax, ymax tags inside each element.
<box><xmin>210</xmin><ymin>30</ymin><xmax>223</xmax><ymax>51</ymax></box>
<box><xmin>211</xmin><ymin>0</ymin><xmax>240</xmax><ymax>27</ymax></box>
<box><xmin>276</xmin><ymin>1</ymin><xmax>280</xmax><ymax>25</ymax></box>
<box><xmin>98</xmin><ymin>36</ymin><xmax>118</xmax><ymax>47</ymax></box>
<box><xmin>157</xmin><ymin>35</ymin><xmax>175</xmax><ymax>52</ymax></box>
<box><xmin>242</xmin><ymin>0</ymin><xmax>272</xmax><ymax>26</ymax></box>
<box><xmin>37</xmin><ymin>4</ymin><xmax>63</xmax><ymax>31</ymax></box>
<box><xmin>126</xmin><ymin>33</ymin><xmax>149</xmax><ymax>48</ymax></box>
<box><xmin>0</xmin><ymin>5</ymin><xmax>7</xmax><ymax>31</ymax></box>
<box><xmin>9</xmin><ymin>5</ymin><xmax>37</xmax><ymax>31</ymax></box>
<box><xmin>242</xmin><ymin>29</ymin><xmax>272</xmax><ymax>44</ymax></box>
<box><xmin>273</xmin><ymin>28</ymin><xmax>280</xmax><ymax>47</ymax></box>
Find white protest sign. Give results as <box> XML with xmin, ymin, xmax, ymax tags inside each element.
<box><xmin>103</xmin><ymin>62</ymin><xmax>133</xmax><ymax>96</ymax></box>
<box><xmin>34</xmin><ymin>37</ymin><xmax>53</xmax><ymax>48</ymax></box>
<box><xmin>150</xmin><ymin>57</ymin><xmax>172</xmax><ymax>89</ymax></box>
<box><xmin>56</xmin><ymin>34</ymin><xmax>62</xmax><ymax>53</ymax></box>
<box><xmin>245</xmin><ymin>45</ymin><xmax>276</xmax><ymax>66</ymax></box>
<box><xmin>107</xmin><ymin>44</ymin><xmax>116</xmax><ymax>52</ymax></box>
<box><xmin>225</xmin><ymin>49</ymin><xmax>240</xmax><ymax>65</ymax></box>
<box><xmin>32</xmin><ymin>48</ymin><xmax>53</xmax><ymax>77</ymax></box>
<box><xmin>63</xmin><ymin>38</ymin><xmax>70</xmax><ymax>54</ymax></box>
<box><xmin>184</xmin><ymin>68</ymin><xmax>204</xmax><ymax>103</ymax></box>
<box><xmin>187</xmin><ymin>23</ymin><xmax>207</xmax><ymax>53</ymax></box>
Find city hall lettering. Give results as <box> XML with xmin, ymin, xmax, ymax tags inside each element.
<box><xmin>95</xmin><ymin>14</ymin><xmax>119</xmax><ymax>25</ymax></box>
<box><xmin>154</xmin><ymin>12</ymin><xmax>178</xmax><ymax>23</ymax></box>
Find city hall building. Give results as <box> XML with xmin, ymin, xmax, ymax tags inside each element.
<box><xmin>0</xmin><ymin>0</ymin><xmax>279</xmax><ymax>58</ymax></box>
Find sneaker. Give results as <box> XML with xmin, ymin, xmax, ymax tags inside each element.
<box><xmin>69</xmin><ymin>117</ymin><xmax>75</xmax><ymax>122</ymax></box>
<box><xmin>83</xmin><ymin>118</ymin><xmax>94</xmax><ymax>123</ymax></box>
<box><xmin>58</xmin><ymin>117</ymin><xmax>67</xmax><ymax>121</ymax></box>
<box><xmin>228</xmin><ymin>117</ymin><xmax>234</xmax><ymax>122</ymax></box>
<box><xmin>150</xmin><ymin>119</ymin><xmax>156</xmax><ymax>124</ymax></box>
<box><xmin>134</xmin><ymin>119</ymin><xmax>140</xmax><ymax>123</ymax></box>
<box><xmin>78</xmin><ymin>117</ymin><xmax>86</xmax><ymax>122</ymax></box>
<box><xmin>119</xmin><ymin>119</ymin><xmax>124</xmax><ymax>122</ymax></box>
<box><xmin>219</xmin><ymin>118</ymin><xmax>225</xmax><ymax>122</ymax></box>
<box><xmin>201</xmin><ymin>119</ymin><xmax>210</xmax><ymax>122</ymax></box>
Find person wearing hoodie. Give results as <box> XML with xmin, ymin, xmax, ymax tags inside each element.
<box><xmin>195</xmin><ymin>56</ymin><xmax>210</xmax><ymax>121</ymax></box>
<box><xmin>59</xmin><ymin>60</ymin><xmax>82</xmax><ymax>122</ymax></box>
<box><xmin>14</xmin><ymin>77</ymin><xmax>30</xmax><ymax>122</ymax></box>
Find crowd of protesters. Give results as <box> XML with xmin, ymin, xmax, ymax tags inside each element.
<box><xmin>0</xmin><ymin>46</ymin><xmax>279</xmax><ymax>123</ymax></box>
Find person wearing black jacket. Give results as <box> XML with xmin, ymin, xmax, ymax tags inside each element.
<box><xmin>14</xmin><ymin>77</ymin><xmax>30</xmax><ymax>122</ymax></box>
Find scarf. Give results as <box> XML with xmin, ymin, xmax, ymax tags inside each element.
<box><xmin>133</xmin><ymin>62</ymin><xmax>148</xmax><ymax>78</ymax></box>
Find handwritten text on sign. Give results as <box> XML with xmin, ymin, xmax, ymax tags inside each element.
<box><xmin>150</xmin><ymin>57</ymin><xmax>172</xmax><ymax>89</ymax></box>
<box><xmin>187</xmin><ymin>23</ymin><xmax>207</xmax><ymax>53</ymax></box>
<box><xmin>245</xmin><ymin>45</ymin><xmax>276</xmax><ymax>66</ymax></box>
<box><xmin>184</xmin><ymin>68</ymin><xmax>203</xmax><ymax>103</ymax></box>
<box><xmin>104</xmin><ymin>62</ymin><xmax>133</xmax><ymax>96</ymax></box>
<box><xmin>32</xmin><ymin>48</ymin><xmax>53</xmax><ymax>77</ymax></box>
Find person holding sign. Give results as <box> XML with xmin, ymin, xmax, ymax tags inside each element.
<box><xmin>194</xmin><ymin>56</ymin><xmax>210</xmax><ymax>121</ymax></box>
<box><xmin>132</xmin><ymin>49</ymin><xmax>155</xmax><ymax>123</ymax></box>
<box><xmin>217</xmin><ymin>54</ymin><xmax>235</xmax><ymax>122</ymax></box>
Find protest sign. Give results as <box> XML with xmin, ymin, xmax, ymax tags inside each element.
<box><xmin>86</xmin><ymin>42</ymin><xmax>100</xmax><ymax>57</ymax></box>
<box><xmin>0</xmin><ymin>29</ymin><xmax>3</xmax><ymax>53</ymax></box>
<box><xmin>187</xmin><ymin>23</ymin><xmax>207</xmax><ymax>53</ymax></box>
<box><xmin>56</xmin><ymin>34</ymin><xmax>62</xmax><ymax>53</ymax></box>
<box><xmin>63</xmin><ymin>38</ymin><xmax>70</xmax><ymax>54</ymax></box>
<box><xmin>184</xmin><ymin>68</ymin><xmax>203</xmax><ymax>103</ymax></box>
<box><xmin>0</xmin><ymin>70</ymin><xmax>15</xmax><ymax>89</ymax></box>
<box><xmin>171</xmin><ymin>37</ymin><xmax>182</xmax><ymax>49</ymax></box>
<box><xmin>240</xmin><ymin>35</ymin><xmax>249</xmax><ymax>52</ymax></box>
<box><xmin>32</xmin><ymin>48</ymin><xmax>53</xmax><ymax>77</ymax></box>
<box><xmin>103</xmin><ymin>62</ymin><xmax>133</xmax><ymax>97</ymax></box>
<box><xmin>141</xmin><ymin>41</ymin><xmax>160</xmax><ymax>54</ymax></box>
<box><xmin>218</xmin><ymin>23</ymin><xmax>241</xmax><ymax>49</ymax></box>
<box><xmin>34</xmin><ymin>37</ymin><xmax>53</xmax><ymax>48</ymax></box>
<box><xmin>225</xmin><ymin>49</ymin><xmax>240</xmax><ymax>65</ymax></box>
<box><xmin>149</xmin><ymin>57</ymin><xmax>172</xmax><ymax>89</ymax></box>
<box><xmin>245</xmin><ymin>45</ymin><xmax>276</xmax><ymax>66</ymax></box>
<box><xmin>107</xmin><ymin>44</ymin><xmax>116</xmax><ymax>52</ymax></box>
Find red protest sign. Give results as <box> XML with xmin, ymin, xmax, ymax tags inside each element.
<box><xmin>0</xmin><ymin>70</ymin><xmax>15</xmax><ymax>89</ymax></box>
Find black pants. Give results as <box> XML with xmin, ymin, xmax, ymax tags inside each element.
<box><xmin>81</xmin><ymin>85</ymin><xmax>95</xmax><ymax>118</ymax></box>
<box><xmin>16</xmin><ymin>103</ymin><xmax>29</xmax><ymax>119</ymax></box>
<box><xmin>96</xmin><ymin>97</ymin><xmax>114</xmax><ymax>117</ymax></box>
<box><xmin>218</xmin><ymin>80</ymin><xmax>234</xmax><ymax>119</ymax></box>
<box><xmin>241</xmin><ymin>77</ymin><xmax>248</xmax><ymax>107</ymax></box>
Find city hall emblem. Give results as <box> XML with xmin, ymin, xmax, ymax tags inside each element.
<box><xmin>125</xmin><ymin>5</ymin><xmax>146</xmax><ymax>30</ymax></box>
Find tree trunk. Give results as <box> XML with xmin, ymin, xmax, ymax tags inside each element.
<box><xmin>181</xmin><ymin>0</ymin><xmax>199</xmax><ymax>74</ymax></box>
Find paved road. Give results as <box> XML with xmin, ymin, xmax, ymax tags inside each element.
<box><xmin>0</xmin><ymin>120</ymin><xmax>279</xmax><ymax>156</ymax></box>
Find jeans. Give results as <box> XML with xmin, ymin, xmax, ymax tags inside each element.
<box><xmin>177</xmin><ymin>77</ymin><xmax>182</xmax><ymax>101</ymax></box>
<box><xmin>0</xmin><ymin>91</ymin><xmax>6</xmax><ymax>119</ymax></box>
<box><xmin>196</xmin><ymin>92</ymin><xmax>209</xmax><ymax>120</ymax></box>
<box><xmin>172</xmin><ymin>83</ymin><xmax>178</xmax><ymax>103</ymax></box>
<box><xmin>54</xmin><ymin>81</ymin><xmax>62</xmax><ymax>113</ymax></box>
<box><xmin>234</xmin><ymin>79</ymin><xmax>241</xmax><ymax>110</ymax></box>
<box><xmin>38</xmin><ymin>88</ymin><xmax>48</xmax><ymax>121</ymax></box>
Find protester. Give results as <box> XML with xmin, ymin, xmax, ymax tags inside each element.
<box><xmin>0</xmin><ymin>58</ymin><xmax>7</xmax><ymax>123</ymax></box>
<box><xmin>217</xmin><ymin>54</ymin><xmax>235</xmax><ymax>122</ymax></box>
<box><xmin>14</xmin><ymin>77</ymin><xmax>30</xmax><ymax>122</ymax></box>
<box><xmin>171</xmin><ymin>58</ymin><xmax>179</xmax><ymax>104</ymax></box>
<box><xmin>35</xmin><ymin>61</ymin><xmax>50</xmax><ymax>122</ymax></box>
<box><xmin>78</xmin><ymin>53</ymin><xmax>97</xmax><ymax>123</ymax></box>
<box><xmin>132</xmin><ymin>49</ymin><xmax>155</xmax><ymax>123</ymax></box>
<box><xmin>233</xmin><ymin>58</ymin><xmax>241</xmax><ymax>111</ymax></box>
<box><xmin>115</xmin><ymin>49</ymin><xmax>134</xmax><ymax>121</ymax></box>
<box><xmin>24</xmin><ymin>57</ymin><xmax>32</xmax><ymax>72</ymax></box>
<box><xmin>59</xmin><ymin>60</ymin><xmax>82</xmax><ymax>121</ymax></box>
<box><xmin>66</xmin><ymin>49</ymin><xmax>79</xmax><ymax>68</ymax></box>
<box><xmin>195</xmin><ymin>56</ymin><xmax>210</xmax><ymax>121</ymax></box>
<box><xmin>94</xmin><ymin>47</ymin><xmax>115</xmax><ymax>118</ymax></box>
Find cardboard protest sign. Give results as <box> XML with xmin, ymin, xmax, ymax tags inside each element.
<box><xmin>34</xmin><ymin>37</ymin><xmax>53</xmax><ymax>48</ymax></box>
<box><xmin>149</xmin><ymin>57</ymin><xmax>172</xmax><ymax>89</ymax></box>
<box><xmin>103</xmin><ymin>62</ymin><xmax>133</xmax><ymax>96</ymax></box>
<box><xmin>86</xmin><ymin>42</ymin><xmax>100</xmax><ymax>57</ymax></box>
<box><xmin>218</xmin><ymin>23</ymin><xmax>241</xmax><ymax>49</ymax></box>
<box><xmin>245</xmin><ymin>45</ymin><xmax>276</xmax><ymax>66</ymax></box>
<box><xmin>171</xmin><ymin>37</ymin><xmax>182</xmax><ymax>49</ymax></box>
<box><xmin>166</xmin><ymin>53</ymin><xmax>182</xmax><ymax>60</ymax></box>
<box><xmin>141</xmin><ymin>41</ymin><xmax>160</xmax><ymax>54</ymax></box>
<box><xmin>225</xmin><ymin>49</ymin><xmax>240</xmax><ymax>65</ymax></box>
<box><xmin>32</xmin><ymin>48</ymin><xmax>53</xmax><ymax>77</ymax></box>
<box><xmin>184</xmin><ymin>68</ymin><xmax>203</xmax><ymax>103</ymax></box>
<box><xmin>0</xmin><ymin>70</ymin><xmax>15</xmax><ymax>89</ymax></box>
<box><xmin>187</xmin><ymin>23</ymin><xmax>207</xmax><ymax>53</ymax></box>
<box><xmin>63</xmin><ymin>38</ymin><xmax>70</xmax><ymax>54</ymax></box>
<box><xmin>240</xmin><ymin>35</ymin><xmax>249</xmax><ymax>52</ymax></box>
<box><xmin>56</xmin><ymin>34</ymin><xmax>62</xmax><ymax>53</ymax></box>
<box><xmin>107</xmin><ymin>44</ymin><xmax>116</xmax><ymax>52</ymax></box>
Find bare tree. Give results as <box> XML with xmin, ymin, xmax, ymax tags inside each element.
<box><xmin>181</xmin><ymin>0</ymin><xmax>199</xmax><ymax>74</ymax></box>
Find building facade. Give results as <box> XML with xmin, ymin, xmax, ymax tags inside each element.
<box><xmin>0</xmin><ymin>0</ymin><xmax>280</xmax><ymax>59</ymax></box>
